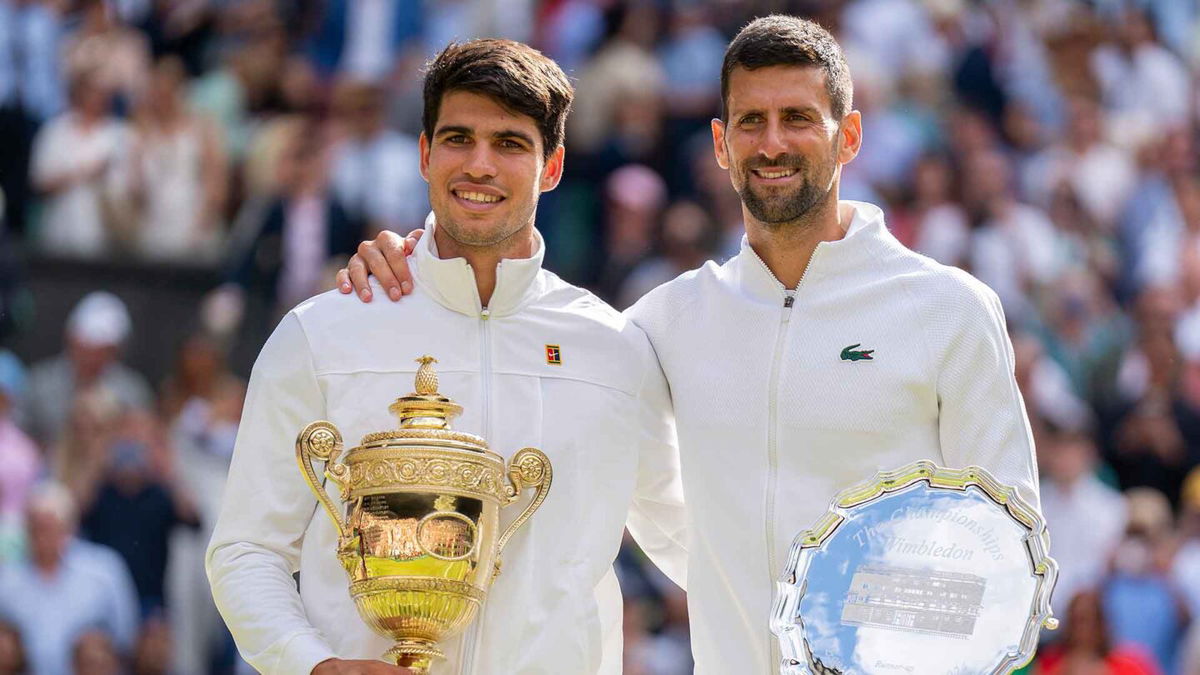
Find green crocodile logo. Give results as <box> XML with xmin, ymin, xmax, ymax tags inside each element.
<box><xmin>840</xmin><ymin>344</ymin><xmax>874</xmax><ymax>362</ymax></box>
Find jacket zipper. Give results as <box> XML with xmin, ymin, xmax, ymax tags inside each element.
<box><xmin>460</xmin><ymin>306</ymin><xmax>492</xmax><ymax>675</ymax></box>
<box><xmin>757</xmin><ymin>248</ymin><xmax>819</xmax><ymax>671</ymax></box>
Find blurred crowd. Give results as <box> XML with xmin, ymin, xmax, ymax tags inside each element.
<box><xmin>0</xmin><ymin>0</ymin><xmax>1199</xmax><ymax>673</ymax></box>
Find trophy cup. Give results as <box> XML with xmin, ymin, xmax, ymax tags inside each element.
<box><xmin>771</xmin><ymin>461</ymin><xmax>1058</xmax><ymax>674</ymax></box>
<box><xmin>296</xmin><ymin>356</ymin><xmax>552</xmax><ymax>673</ymax></box>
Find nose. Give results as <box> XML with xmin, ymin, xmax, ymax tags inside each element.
<box><xmin>760</xmin><ymin>119</ymin><xmax>788</xmax><ymax>159</ymax></box>
<box><xmin>462</xmin><ymin>143</ymin><xmax>498</xmax><ymax>179</ymax></box>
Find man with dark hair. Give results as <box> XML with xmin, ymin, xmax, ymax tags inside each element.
<box><xmin>343</xmin><ymin>15</ymin><xmax>1040</xmax><ymax>674</ymax></box>
<box><xmin>207</xmin><ymin>39</ymin><xmax>686</xmax><ymax>675</ymax></box>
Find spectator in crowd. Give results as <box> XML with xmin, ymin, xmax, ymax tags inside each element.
<box><xmin>50</xmin><ymin>384</ymin><xmax>123</xmax><ymax>509</ymax></box>
<box><xmin>26</xmin><ymin>291</ymin><xmax>152</xmax><ymax>448</ymax></box>
<box><xmin>29</xmin><ymin>70</ymin><xmax>130</xmax><ymax>259</ymax></box>
<box><xmin>1034</xmin><ymin>589</ymin><xmax>1162</xmax><ymax>674</ymax></box>
<box><xmin>963</xmin><ymin>148</ymin><xmax>1065</xmax><ymax>323</ymax></box>
<box><xmin>303</xmin><ymin>0</ymin><xmax>424</xmax><ymax>82</ymax></box>
<box><xmin>241</xmin><ymin>55</ymin><xmax>322</xmax><ymax>202</ymax></box>
<box><xmin>79</xmin><ymin>408</ymin><xmax>201</xmax><ymax>614</ymax></box>
<box><xmin>0</xmin><ymin>482</ymin><xmax>137</xmax><ymax>675</ymax></box>
<box><xmin>905</xmin><ymin>152</ymin><xmax>969</xmax><ymax>268</ymax></box>
<box><xmin>1110</xmin><ymin>319</ymin><xmax>1198</xmax><ymax>507</ymax></box>
<box><xmin>570</xmin><ymin>2</ymin><xmax>664</xmax><ymax>155</ymax></box>
<box><xmin>225</xmin><ymin>120</ymin><xmax>361</xmax><ymax>315</ymax></box>
<box><xmin>617</xmin><ymin>200</ymin><xmax>720</xmax><ymax>309</ymax></box>
<box><xmin>1103</xmin><ymin>488</ymin><xmax>1191</xmax><ymax>673</ymax></box>
<box><xmin>1091</xmin><ymin>7</ymin><xmax>1191</xmax><ymax>148</ymax></box>
<box><xmin>1021</xmin><ymin>95</ymin><xmax>1136</xmax><ymax>232</ymax></box>
<box><xmin>329</xmin><ymin>79</ymin><xmax>426</xmax><ymax>236</ymax></box>
<box><xmin>657</xmin><ymin>2</ymin><xmax>726</xmax><ymax>185</ymax></box>
<box><xmin>596</xmin><ymin>163</ymin><xmax>667</xmax><ymax>299</ymax></box>
<box><xmin>0</xmin><ymin>0</ymin><xmax>67</xmax><ymax>236</ymax></box>
<box><xmin>1039</xmin><ymin>426</ymin><xmax>1127</xmax><ymax>619</ymax></box>
<box><xmin>0</xmin><ymin>351</ymin><xmax>41</xmax><ymax>561</ymax></box>
<box><xmin>159</xmin><ymin>332</ymin><xmax>243</xmax><ymax>675</ymax></box>
<box><xmin>1120</xmin><ymin>129</ymin><xmax>1195</xmax><ymax>300</ymax></box>
<box><xmin>128</xmin><ymin>55</ymin><xmax>227</xmax><ymax>264</ymax></box>
<box><xmin>63</xmin><ymin>0</ymin><xmax>151</xmax><ymax>114</ymax></box>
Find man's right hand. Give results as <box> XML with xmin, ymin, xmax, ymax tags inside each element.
<box><xmin>311</xmin><ymin>657</ymin><xmax>415</xmax><ymax>674</ymax></box>
<box><xmin>336</xmin><ymin>230</ymin><xmax>423</xmax><ymax>302</ymax></box>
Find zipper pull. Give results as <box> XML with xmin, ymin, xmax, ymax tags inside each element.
<box><xmin>783</xmin><ymin>294</ymin><xmax>795</xmax><ymax>309</ymax></box>
<box><xmin>481</xmin><ymin>307</ymin><xmax>491</xmax><ymax>320</ymax></box>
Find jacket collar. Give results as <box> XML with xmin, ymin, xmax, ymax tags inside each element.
<box><xmin>412</xmin><ymin>214</ymin><xmax>547</xmax><ymax>317</ymax></box>
<box><xmin>730</xmin><ymin>200</ymin><xmax>893</xmax><ymax>303</ymax></box>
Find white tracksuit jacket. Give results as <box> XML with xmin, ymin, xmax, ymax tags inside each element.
<box><xmin>206</xmin><ymin>228</ymin><xmax>687</xmax><ymax>675</ymax></box>
<box><xmin>626</xmin><ymin>200</ymin><xmax>1041</xmax><ymax>674</ymax></box>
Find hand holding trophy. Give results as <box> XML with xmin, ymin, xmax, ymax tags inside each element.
<box><xmin>296</xmin><ymin>356</ymin><xmax>552</xmax><ymax>674</ymax></box>
<box><xmin>772</xmin><ymin>461</ymin><xmax>1058</xmax><ymax>674</ymax></box>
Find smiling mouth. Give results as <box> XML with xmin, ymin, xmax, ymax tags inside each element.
<box><xmin>453</xmin><ymin>189</ymin><xmax>505</xmax><ymax>204</ymax></box>
<box><xmin>751</xmin><ymin>168</ymin><xmax>799</xmax><ymax>179</ymax></box>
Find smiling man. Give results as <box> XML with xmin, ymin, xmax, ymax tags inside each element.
<box><xmin>623</xmin><ymin>17</ymin><xmax>1039</xmax><ymax>672</ymax></box>
<box><xmin>206</xmin><ymin>40</ymin><xmax>686</xmax><ymax>675</ymax></box>
<box><xmin>340</xmin><ymin>15</ymin><xmax>1041</xmax><ymax>675</ymax></box>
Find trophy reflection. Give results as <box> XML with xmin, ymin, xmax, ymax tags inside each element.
<box><xmin>296</xmin><ymin>356</ymin><xmax>552</xmax><ymax>673</ymax></box>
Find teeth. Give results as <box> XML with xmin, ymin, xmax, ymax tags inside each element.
<box><xmin>456</xmin><ymin>190</ymin><xmax>502</xmax><ymax>204</ymax></box>
<box><xmin>755</xmin><ymin>169</ymin><xmax>797</xmax><ymax>179</ymax></box>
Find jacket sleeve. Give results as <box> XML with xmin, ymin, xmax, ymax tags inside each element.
<box><xmin>205</xmin><ymin>311</ymin><xmax>338</xmax><ymax>675</ymax></box>
<box><xmin>624</xmin><ymin>330</ymin><xmax>688</xmax><ymax>589</ymax></box>
<box><xmin>935</xmin><ymin>281</ymin><xmax>1041</xmax><ymax>510</ymax></box>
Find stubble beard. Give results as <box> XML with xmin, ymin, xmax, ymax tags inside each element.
<box><xmin>736</xmin><ymin>152</ymin><xmax>837</xmax><ymax>230</ymax></box>
<box><xmin>435</xmin><ymin>191</ymin><xmax>538</xmax><ymax>252</ymax></box>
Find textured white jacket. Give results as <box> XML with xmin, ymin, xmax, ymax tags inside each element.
<box><xmin>627</xmin><ymin>201</ymin><xmax>1040</xmax><ymax>674</ymax></box>
<box><xmin>207</xmin><ymin>228</ymin><xmax>687</xmax><ymax>675</ymax></box>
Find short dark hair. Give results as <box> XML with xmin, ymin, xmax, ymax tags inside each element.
<box><xmin>720</xmin><ymin>15</ymin><xmax>853</xmax><ymax>122</ymax></box>
<box><xmin>423</xmin><ymin>39</ymin><xmax>574</xmax><ymax>159</ymax></box>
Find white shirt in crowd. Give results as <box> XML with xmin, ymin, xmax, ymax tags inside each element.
<box><xmin>30</xmin><ymin>112</ymin><xmax>129</xmax><ymax>258</ymax></box>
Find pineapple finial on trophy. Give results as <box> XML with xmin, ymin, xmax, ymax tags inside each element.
<box><xmin>388</xmin><ymin>355</ymin><xmax>464</xmax><ymax>430</ymax></box>
<box><xmin>415</xmin><ymin>356</ymin><xmax>439</xmax><ymax>395</ymax></box>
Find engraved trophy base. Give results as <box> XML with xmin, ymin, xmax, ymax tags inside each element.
<box><xmin>384</xmin><ymin>639</ymin><xmax>441</xmax><ymax>674</ymax></box>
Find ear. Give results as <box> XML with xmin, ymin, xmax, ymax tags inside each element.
<box><xmin>539</xmin><ymin>144</ymin><xmax>566</xmax><ymax>192</ymax></box>
<box><xmin>837</xmin><ymin>110</ymin><xmax>863</xmax><ymax>165</ymax></box>
<box><xmin>418</xmin><ymin>132</ymin><xmax>431</xmax><ymax>182</ymax></box>
<box><xmin>711</xmin><ymin>118</ymin><xmax>730</xmax><ymax>170</ymax></box>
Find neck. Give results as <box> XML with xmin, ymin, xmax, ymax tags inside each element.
<box><xmin>433</xmin><ymin>222</ymin><xmax>537</xmax><ymax>307</ymax></box>
<box><xmin>744</xmin><ymin>195</ymin><xmax>851</xmax><ymax>289</ymax></box>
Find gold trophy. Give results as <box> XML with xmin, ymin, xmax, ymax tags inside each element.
<box><xmin>296</xmin><ymin>356</ymin><xmax>552</xmax><ymax>673</ymax></box>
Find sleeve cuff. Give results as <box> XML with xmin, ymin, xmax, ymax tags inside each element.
<box><xmin>276</xmin><ymin>632</ymin><xmax>339</xmax><ymax>675</ymax></box>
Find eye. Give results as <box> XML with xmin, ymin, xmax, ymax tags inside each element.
<box><xmin>739</xmin><ymin>114</ymin><xmax>763</xmax><ymax>126</ymax></box>
<box><xmin>445</xmin><ymin>135</ymin><xmax>470</xmax><ymax>145</ymax></box>
<box><xmin>499</xmin><ymin>139</ymin><xmax>524</xmax><ymax>150</ymax></box>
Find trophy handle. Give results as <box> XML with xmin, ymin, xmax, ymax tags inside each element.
<box><xmin>296</xmin><ymin>421</ymin><xmax>351</xmax><ymax>539</ymax></box>
<box><xmin>496</xmin><ymin>448</ymin><xmax>553</xmax><ymax>557</ymax></box>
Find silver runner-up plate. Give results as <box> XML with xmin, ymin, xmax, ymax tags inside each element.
<box><xmin>771</xmin><ymin>461</ymin><xmax>1058</xmax><ymax>675</ymax></box>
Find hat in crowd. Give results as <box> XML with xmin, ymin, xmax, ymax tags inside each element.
<box><xmin>67</xmin><ymin>292</ymin><xmax>131</xmax><ymax>347</ymax></box>
<box><xmin>0</xmin><ymin>350</ymin><xmax>25</xmax><ymax>402</ymax></box>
